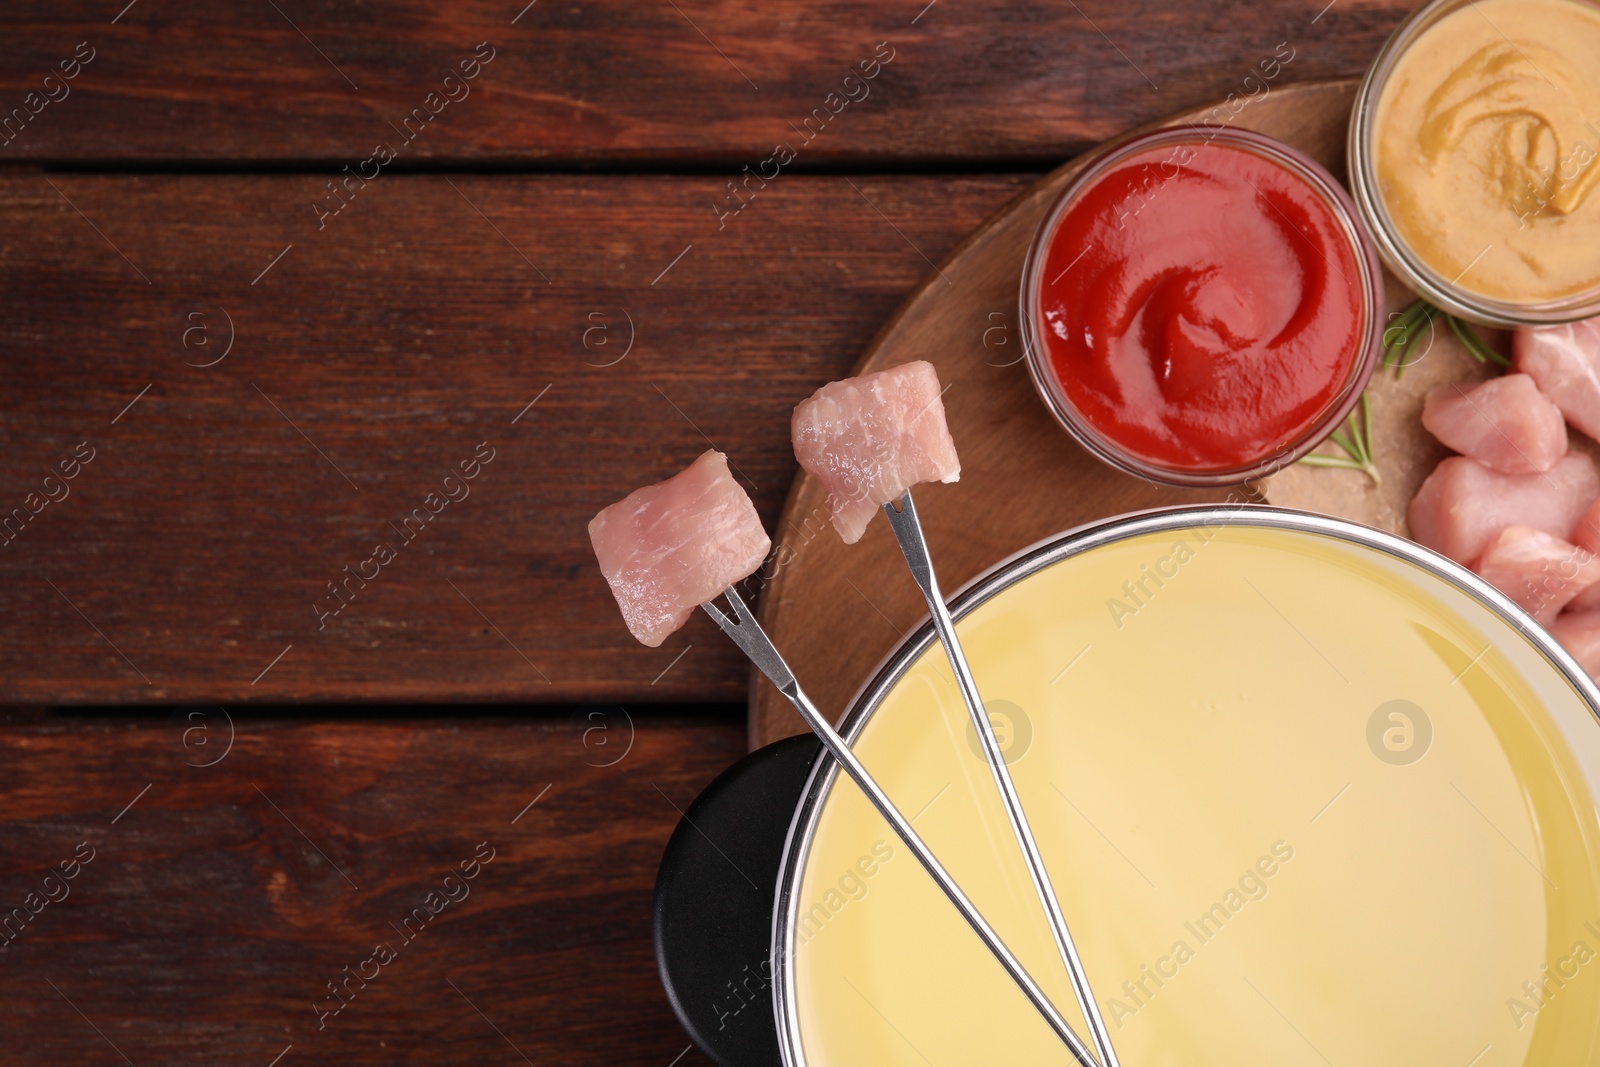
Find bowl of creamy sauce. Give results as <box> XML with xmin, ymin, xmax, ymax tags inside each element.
<box><xmin>1349</xmin><ymin>0</ymin><xmax>1600</xmax><ymax>324</ymax></box>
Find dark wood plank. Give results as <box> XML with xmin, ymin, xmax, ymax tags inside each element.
<box><xmin>0</xmin><ymin>1</ymin><xmax>1408</xmax><ymax>163</ymax></box>
<box><xmin>0</xmin><ymin>171</ymin><xmax>1032</xmax><ymax>704</ymax></box>
<box><xmin>0</xmin><ymin>707</ymin><xmax>741</xmax><ymax>1067</ymax></box>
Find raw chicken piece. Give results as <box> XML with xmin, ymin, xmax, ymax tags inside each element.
<box><xmin>1421</xmin><ymin>374</ymin><xmax>1566</xmax><ymax>474</ymax></box>
<box><xmin>1568</xmin><ymin>579</ymin><xmax>1600</xmax><ymax>613</ymax></box>
<box><xmin>791</xmin><ymin>361</ymin><xmax>961</xmax><ymax>544</ymax></box>
<box><xmin>1471</xmin><ymin>526</ymin><xmax>1600</xmax><ymax>624</ymax></box>
<box><xmin>1549</xmin><ymin>610</ymin><xmax>1600</xmax><ymax>682</ymax></box>
<box><xmin>1407</xmin><ymin>452</ymin><xmax>1600</xmax><ymax>565</ymax></box>
<box><xmin>1515</xmin><ymin>318</ymin><xmax>1600</xmax><ymax>441</ymax></box>
<box><xmin>1565</xmin><ymin>499</ymin><xmax>1600</xmax><ymax>611</ymax></box>
<box><xmin>1572</xmin><ymin>496</ymin><xmax>1600</xmax><ymax>555</ymax></box>
<box><xmin>588</xmin><ymin>450</ymin><xmax>771</xmax><ymax>647</ymax></box>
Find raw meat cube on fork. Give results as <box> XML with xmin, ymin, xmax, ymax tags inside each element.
<box><xmin>588</xmin><ymin>450</ymin><xmax>770</xmax><ymax>647</ymax></box>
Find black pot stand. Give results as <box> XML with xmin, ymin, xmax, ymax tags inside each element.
<box><xmin>654</xmin><ymin>735</ymin><xmax>823</xmax><ymax>1067</ymax></box>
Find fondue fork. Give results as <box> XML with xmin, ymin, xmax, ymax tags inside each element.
<box><xmin>883</xmin><ymin>489</ymin><xmax>1123</xmax><ymax>1067</ymax></box>
<box><xmin>701</xmin><ymin>586</ymin><xmax>1101</xmax><ymax>1067</ymax></box>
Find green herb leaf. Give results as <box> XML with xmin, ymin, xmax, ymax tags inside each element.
<box><xmin>1382</xmin><ymin>298</ymin><xmax>1439</xmax><ymax>378</ymax></box>
<box><xmin>1447</xmin><ymin>314</ymin><xmax>1512</xmax><ymax>367</ymax></box>
<box><xmin>1299</xmin><ymin>392</ymin><xmax>1381</xmax><ymax>485</ymax></box>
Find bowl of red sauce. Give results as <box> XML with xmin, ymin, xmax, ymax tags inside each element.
<box><xmin>1020</xmin><ymin>126</ymin><xmax>1384</xmax><ymax>487</ymax></box>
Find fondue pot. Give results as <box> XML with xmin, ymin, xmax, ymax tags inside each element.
<box><xmin>656</xmin><ymin>507</ymin><xmax>1600</xmax><ymax>1067</ymax></box>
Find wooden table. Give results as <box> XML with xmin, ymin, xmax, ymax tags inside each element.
<box><xmin>0</xmin><ymin>3</ymin><xmax>1412</xmax><ymax>1062</ymax></box>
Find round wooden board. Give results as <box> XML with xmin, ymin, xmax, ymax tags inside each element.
<box><xmin>748</xmin><ymin>78</ymin><xmax>1507</xmax><ymax>749</ymax></box>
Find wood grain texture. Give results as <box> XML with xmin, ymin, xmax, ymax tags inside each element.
<box><xmin>750</xmin><ymin>80</ymin><xmax>1360</xmax><ymax>747</ymax></box>
<box><xmin>0</xmin><ymin>707</ymin><xmax>741</xmax><ymax>1067</ymax></box>
<box><xmin>0</xmin><ymin>171</ymin><xmax>1032</xmax><ymax>704</ymax></box>
<box><xmin>0</xmin><ymin>1</ymin><xmax>1410</xmax><ymax>163</ymax></box>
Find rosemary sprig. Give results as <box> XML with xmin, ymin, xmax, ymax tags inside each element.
<box><xmin>1306</xmin><ymin>299</ymin><xmax>1510</xmax><ymax>485</ymax></box>
<box><xmin>1447</xmin><ymin>312</ymin><xmax>1512</xmax><ymax>367</ymax></box>
<box><xmin>1300</xmin><ymin>391</ymin><xmax>1381</xmax><ymax>485</ymax></box>
<box><xmin>1381</xmin><ymin>297</ymin><xmax>1437</xmax><ymax>377</ymax></box>
<box><xmin>1381</xmin><ymin>296</ymin><xmax>1511</xmax><ymax>375</ymax></box>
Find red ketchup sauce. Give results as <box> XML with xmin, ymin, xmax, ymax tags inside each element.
<box><xmin>1036</xmin><ymin>138</ymin><xmax>1365</xmax><ymax>472</ymax></box>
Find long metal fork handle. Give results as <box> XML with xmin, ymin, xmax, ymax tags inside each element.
<box><xmin>702</xmin><ymin>589</ymin><xmax>1099</xmax><ymax>1067</ymax></box>
<box><xmin>884</xmin><ymin>490</ymin><xmax>1121</xmax><ymax>1067</ymax></box>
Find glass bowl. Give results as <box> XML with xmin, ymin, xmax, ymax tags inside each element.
<box><xmin>1019</xmin><ymin>126</ymin><xmax>1384</xmax><ymax>489</ymax></box>
<box><xmin>1347</xmin><ymin>0</ymin><xmax>1600</xmax><ymax>326</ymax></box>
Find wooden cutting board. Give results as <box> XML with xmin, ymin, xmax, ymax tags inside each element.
<box><xmin>749</xmin><ymin>77</ymin><xmax>1509</xmax><ymax>748</ymax></box>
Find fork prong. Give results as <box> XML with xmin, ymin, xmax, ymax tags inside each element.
<box><xmin>702</xmin><ymin>589</ymin><xmax>798</xmax><ymax>691</ymax></box>
<box><xmin>727</xmin><ymin>584</ymin><xmax>759</xmax><ymax>624</ymax></box>
<box><xmin>701</xmin><ymin>597</ymin><xmax>733</xmax><ymax>629</ymax></box>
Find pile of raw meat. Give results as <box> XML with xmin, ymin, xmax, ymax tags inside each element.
<box><xmin>1409</xmin><ymin>318</ymin><xmax>1600</xmax><ymax>680</ymax></box>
